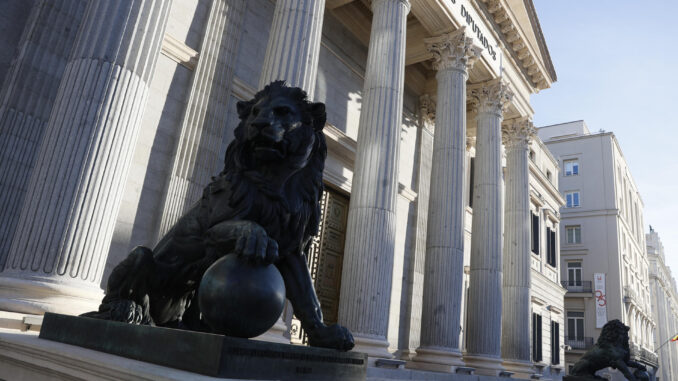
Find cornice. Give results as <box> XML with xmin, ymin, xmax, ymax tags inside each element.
<box><xmin>475</xmin><ymin>0</ymin><xmax>553</xmax><ymax>90</ymax></box>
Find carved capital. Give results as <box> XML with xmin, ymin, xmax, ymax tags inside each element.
<box><xmin>469</xmin><ymin>79</ymin><xmax>514</xmax><ymax>116</ymax></box>
<box><xmin>424</xmin><ymin>28</ymin><xmax>481</xmax><ymax>72</ymax></box>
<box><xmin>502</xmin><ymin>118</ymin><xmax>536</xmax><ymax>150</ymax></box>
<box><xmin>419</xmin><ymin>94</ymin><xmax>436</xmax><ymax>133</ymax></box>
<box><xmin>466</xmin><ymin>135</ymin><xmax>476</xmax><ymax>151</ymax></box>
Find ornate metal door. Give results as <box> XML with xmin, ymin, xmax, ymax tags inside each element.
<box><xmin>290</xmin><ymin>188</ymin><xmax>349</xmax><ymax>344</ymax></box>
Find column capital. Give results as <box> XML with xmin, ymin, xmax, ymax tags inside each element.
<box><xmin>502</xmin><ymin>118</ymin><xmax>536</xmax><ymax>150</ymax></box>
<box><xmin>419</xmin><ymin>94</ymin><xmax>436</xmax><ymax>133</ymax></box>
<box><xmin>371</xmin><ymin>0</ymin><xmax>411</xmax><ymax>13</ymax></box>
<box><xmin>469</xmin><ymin>79</ymin><xmax>514</xmax><ymax>116</ymax></box>
<box><xmin>424</xmin><ymin>28</ymin><xmax>481</xmax><ymax>72</ymax></box>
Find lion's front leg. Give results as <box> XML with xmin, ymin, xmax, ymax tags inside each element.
<box><xmin>205</xmin><ymin>220</ymin><xmax>279</xmax><ymax>264</ymax></box>
<box><xmin>613</xmin><ymin>358</ymin><xmax>639</xmax><ymax>381</ymax></box>
<box><xmin>276</xmin><ymin>253</ymin><xmax>354</xmax><ymax>351</ymax></box>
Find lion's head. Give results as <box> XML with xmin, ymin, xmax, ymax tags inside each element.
<box><xmin>225</xmin><ymin>81</ymin><xmax>326</xmax><ymax>175</ymax></box>
<box><xmin>597</xmin><ymin>319</ymin><xmax>631</xmax><ymax>355</ymax></box>
<box><xmin>220</xmin><ymin>81</ymin><xmax>327</xmax><ymax>248</ymax></box>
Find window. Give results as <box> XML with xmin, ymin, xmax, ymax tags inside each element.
<box><xmin>566</xmin><ymin>225</ymin><xmax>581</xmax><ymax>244</ymax></box>
<box><xmin>551</xmin><ymin>321</ymin><xmax>560</xmax><ymax>365</ymax></box>
<box><xmin>546</xmin><ymin>170</ymin><xmax>552</xmax><ymax>181</ymax></box>
<box><xmin>531</xmin><ymin>212</ymin><xmax>540</xmax><ymax>254</ymax></box>
<box><xmin>546</xmin><ymin>227</ymin><xmax>557</xmax><ymax>266</ymax></box>
<box><xmin>529</xmin><ymin>150</ymin><xmax>535</xmax><ymax>161</ymax></box>
<box><xmin>565</xmin><ymin>191</ymin><xmax>580</xmax><ymax>208</ymax></box>
<box><xmin>567</xmin><ymin>311</ymin><xmax>584</xmax><ymax>340</ymax></box>
<box><xmin>564</xmin><ymin>160</ymin><xmax>579</xmax><ymax>176</ymax></box>
<box><xmin>567</xmin><ymin>262</ymin><xmax>582</xmax><ymax>287</ymax></box>
<box><xmin>533</xmin><ymin>313</ymin><xmax>543</xmax><ymax>362</ymax></box>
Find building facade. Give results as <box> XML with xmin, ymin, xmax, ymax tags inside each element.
<box><xmin>0</xmin><ymin>0</ymin><xmax>567</xmax><ymax>378</ymax></box>
<box><xmin>538</xmin><ymin>121</ymin><xmax>659</xmax><ymax>378</ymax></box>
<box><xmin>647</xmin><ymin>228</ymin><xmax>678</xmax><ymax>381</ymax></box>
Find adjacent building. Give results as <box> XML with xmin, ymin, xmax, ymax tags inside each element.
<box><xmin>538</xmin><ymin>121</ymin><xmax>659</xmax><ymax>378</ymax></box>
<box><xmin>0</xmin><ymin>0</ymin><xmax>569</xmax><ymax>378</ymax></box>
<box><xmin>647</xmin><ymin>228</ymin><xmax>678</xmax><ymax>381</ymax></box>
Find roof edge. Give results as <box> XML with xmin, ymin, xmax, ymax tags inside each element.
<box><xmin>523</xmin><ymin>0</ymin><xmax>557</xmax><ymax>81</ymax></box>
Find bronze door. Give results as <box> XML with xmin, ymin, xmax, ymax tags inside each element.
<box><xmin>290</xmin><ymin>187</ymin><xmax>349</xmax><ymax>344</ymax></box>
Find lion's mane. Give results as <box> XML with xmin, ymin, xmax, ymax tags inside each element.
<box><xmin>209</xmin><ymin>81</ymin><xmax>327</xmax><ymax>255</ymax></box>
<box><xmin>597</xmin><ymin>319</ymin><xmax>631</xmax><ymax>358</ymax></box>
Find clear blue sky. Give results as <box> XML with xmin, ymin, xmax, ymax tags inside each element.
<box><xmin>531</xmin><ymin>1</ymin><xmax>678</xmax><ymax>277</ymax></box>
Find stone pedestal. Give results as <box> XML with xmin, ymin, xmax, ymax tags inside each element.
<box><xmin>0</xmin><ymin>0</ymin><xmax>172</xmax><ymax>315</ymax></box>
<box><xmin>464</xmin><ymin>79</ymin><xmax>513</xmax><ymax>376</ymax></box>
<box><xmin>411</xmin><ymin>28</ymin><xmax>480</xmax><ymax>372</ymax></box>
<box><xmin>338</xmin><ymin>0</ymin><xmax>410</xmax><ymax>359</ymax></box>
<box><xmin>0</xmin><ymin>0</ymin><xmax>87</xmax><ymax>269</ymax></box>
<box><xmin>501</xmin><ymin>118</ymin><xmax>536</xmax><ymax>378</ymax></box>
<box><xmin>258</xmin><ymin>0</ymin><xmax>326</xmax><ymax>99</ymax></box>
<box><xmin>38</xmin><ymin>313</ymin><xmax>367</xmax><ymax>380</ymax></box>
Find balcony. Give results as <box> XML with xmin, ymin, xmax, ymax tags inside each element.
<box><xmin>561</xmin><ymin>280</ymin><xmax>592</xmax><ymax>293</ymax></box>
<box><xmin>631</xmin><ymin>346</ymin><xmax>659</xmax><ymax>368</ymax></box>
<box><xmin>565</xmin><ymin>337</ymin><xmax>594</xmax><ymax>350</ymax></box>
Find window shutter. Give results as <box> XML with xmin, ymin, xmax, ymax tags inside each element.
<box><xmin>550</xmin><ymin>230</ymin><xmax>557</xmax><ymax>266</ymax></box>
<box><xmin>532</xmin><ymin>213</ymin><xmax>540</xmax><ymax>254</ymax></box>
<box><xmin>552</xmin><ymin>322</ymin><xmax>560</xmax><ymax>365</ymax></box>
<box><xmin>537</xmin><ymin>314</ymin><xmax>543</xmax><ymax>361</ymax></box>
<box><xmin>469</xmin><ymin>158</ymin><xmax>475</xmax><ymax>208</ymax></box>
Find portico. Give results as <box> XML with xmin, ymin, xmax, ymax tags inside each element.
<box><xmin>0</xmin><ymin>0</ymin><xmax>561</xmax><ymax>379</ymax></box>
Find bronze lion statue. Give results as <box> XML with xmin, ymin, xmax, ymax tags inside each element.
<box><xmin>569</xmin><ymin>319</ymin><xmax>648</xmax><ymax>381</ymax></box>
<box><xmin>84</xmin><ymin>81</ymin><xmax>354</xmax><ymax>351</ymax></box>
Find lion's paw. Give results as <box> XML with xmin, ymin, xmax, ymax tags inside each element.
<box><xmin>307</xmin><ymin>323</ymin><xmax>355</xmax><ymax>351</ymax></box>
<box><xmin>234</xmin><ymin>222</ymin><xmax>279</xmax><ymax>264</ymax></box>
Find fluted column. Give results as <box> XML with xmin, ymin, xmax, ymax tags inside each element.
<box><xmin>464</xmin><ymin>79</ymin><xmax>513</xmax><ymax>376</ymax></box>
<box><xmin>411</xmin><ymin>29</ymin><xmax>480</xmax><ymax>372</ymax></box>
<box><xmin>338</xmin><ymin>0</ymin><xmax>410</xmax><ymax>359</ymax></box>
<box><xmin>0</xmin><ymin>0</ymin><xmax>172</xmax><ymax>315</ymax></box>
<box><xmin>398</xmin><ymin>95</ymin><xmax>435</xmax><ymax>360</ymax></box>
<box><xmin>256</xmin><ymin>0</ymin><xmax>327</xmax><ymax>343</ymax></box>
<box><xmin>258</xmin><ymin>0</ymin><xmax>325</xmax><ymax>98</ymax></box>
<box><xmin>158</xmin><ymin>0</ymin><xmax>246</xmax><ymax>237</ymax></box>
<box><xmin>0</xmin><ymin>0</ymin><xmax>88</xmax><ymax>270</ymax></box>
<box><xmin>501</xmin><ymin>118</ymin><xmax>536</xmax><ymax>377</ymax></box>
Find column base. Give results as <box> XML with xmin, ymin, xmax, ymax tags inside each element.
<box><xmin>407</xmin><ymin>346</ymin><xmax>465</xmax><ymax>373</ymax></box>
<box><xmin>0</xmin><ymin>275</ymin><xmax>103</xmax><ymax>316</ymax></box>
<box><xmin>463</xmin><ymin>353</ymin><xmax>504</xmax><ymax>376</ymax></box>
<box><xmin>395</xmin><ymin>348</ymin><xmax>416</xmax><ymax>361</ymax></box>
<box><xmin>503</xmin><ymin>359</ymin><xmax>535</xmax><ymax>379</ymax></box>
<box><xmin>352</xmin><ymin>334</ymin><xmax>393</xmax><ymax>362</ymax></box>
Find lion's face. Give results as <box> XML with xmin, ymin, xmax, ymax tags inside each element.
<box><xmin>243</xmin><ymin>95</ymin><xmax>314</xmax><ymax>165</ymax></box>
<box><xmin>232</xmin><ymin>82</ymin><xmax>325</xmax><ymax>174</ymax></box>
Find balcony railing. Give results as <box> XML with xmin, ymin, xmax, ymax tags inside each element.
<box><xmin>565</xmin><ymin>337</ymin><xmax>594</xmax><ymax>350</ymax></box>
<box><xmin>631</xmin><ymin>346</ymin><xmax>659</xmax><ymax>368</ymax></box>
<box><xmin>561</xmin><ymin>280</ymin><xmax>592</xmax><ymax>293</ymax></box>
